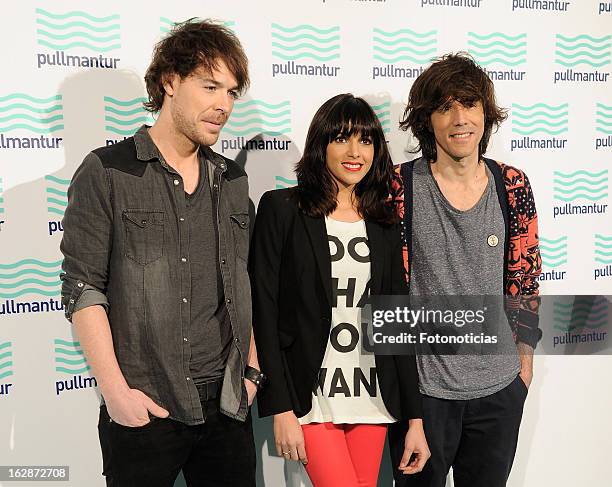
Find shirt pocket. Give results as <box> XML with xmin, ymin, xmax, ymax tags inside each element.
<box><xmin>123</xmin><ymin>209</ymin><xmax>165</xmax><ymax>265</ymax></box>
<box><xmin>230</xmin><ymin>213</ymin><xmax>249</xmax><ymax>261</ymax></box>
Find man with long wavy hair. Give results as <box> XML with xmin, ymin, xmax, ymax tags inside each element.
<box><xmin>60</xmin><ymin>20</ymin><xmax>262</xmax><ymax>486</ymax></box>
<box><xmin>388</xmin><ymin>53</ymin><xmax>542</xmax><ymax>487</ymax></box>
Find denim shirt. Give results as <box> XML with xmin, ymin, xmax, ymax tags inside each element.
<box><xmin>60</xmin><ymin>126</ymin><xmax>252</xmax><ymax>424</ymax></box>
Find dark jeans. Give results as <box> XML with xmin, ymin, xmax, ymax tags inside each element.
<box><xmin>98</xmin><ymin>388</ymin><xmax>255</xmax><ymax>487</ymax></box>
<box><xmin>390</xmin><ymin>375</ymin><xmax>528</xmax><ymax>487</ymax></box>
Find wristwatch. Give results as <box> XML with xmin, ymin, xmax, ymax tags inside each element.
<box><xmin>244</xmin><ymin>366</ymin><xmax>267</xmax><ymax>390</ymax></box>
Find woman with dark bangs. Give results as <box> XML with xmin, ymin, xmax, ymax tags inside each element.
<box><xmin>249</xmin><ymin>93</ymin><xmax>430</xmax><ymax>486</ymax></box>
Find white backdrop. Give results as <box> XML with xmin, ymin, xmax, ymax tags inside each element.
<box><xmin>0</xmin><ymin>1</ymin><xmax>611</xmax><ymax>486</ymax></box>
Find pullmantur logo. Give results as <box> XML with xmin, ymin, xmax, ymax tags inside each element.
<box><xmin>271</xmin><ymin>23</ymin><xmax>341</xmax><ymax>78</ymax></box>
<box><xmin>104</xmin><ymin>96</ymin><xmax>154</xmax><ymax>145</ymax></box>
<box><xmin>509</xmin><ymin>103</ymin><xmax>567</xmax><ymax>151</ymax></box>
<box><xmin>220</xmin><ymin>100</ymin><xmax>293</xmax><ymax>154</ymax></box>
<box><xmin>54</xmin><ymin>338</ymin><xmax>97</xmax><ymax>396</ymax></box>
<box><xmin>551</xmin><ymin>297</ymin><xmax>608</xmax><ymax>348</ymax></box>
<box><xmin>0</xmin><ymin>341</ymin><xmax>14</xmax><ymax>396</ymax></box>
<box><xmin>511</xmin><ymin>0</ymin><xmax>570</xmax><ymax>12</ymax></box>
<box><xmin>275</xmin><ymin>176</ymin><xmax>297</xmax><ymax>190</ymax></box>
<box><xmin>371</xmin><ymin>28</ymin><xmax>435</xmax><ymax>80</ymax></box>
<box><xmin>552</xmin><ymin>169</ymin><xmax>608</xmax><ymax>219</ymax></box>
<box><xmin>420</xmin><ymin>0</ymin><xmax>482</xmax><ymax>9</ymax></box>
<box><xmin>538</xmin><ymin>236</ymin><xmax>567</xmax><ymax>282</ymax></box>
<box><xmin>467</xmin><ymin>32</ymin><xmax>526</xmax><ymax>81</ymax></box>
<box><xmin>553</xmin><ymin>34</ymin><xmax>611</xmax><ymax>84</ymax></box>
<box><xmin>595</xmin><ymin>102</ymin><xmax>612</xmax><ymax>150</ymax></box>
<box><xmin>35</xmin><ymin>8</ymin><xmax>121</xmax><ymax>70</ymax></box>
<box><xmin>159</xmin><ymin>17</ymin><xmax>235</xmax><ymax>35</ymax></box>
<box><xmin>46</xmin><ymin>175</ymin><xmax>70</xmax><ymax>236</ymax></box>
<box><xmin>0</xmin><ymin>258</ymin><xmax>63</xmax><ymax>315</ymax></box>
<box><xmin>594</xmin><ymin>234</ymin><xmax>612</xmax><ymax>280</ymax></box>
<box><xmin>371</xmin><ymin>101</ymin><xmax>391</xmax><ymax>134</ymax></box>
<box><xmin>600</xmin><ymin>2</ymin><xmax>612</xmax><ymax>14</ymax></box>
<box><xmin>0</xmin><ymin>93</ymin><xmax>63</xmax><ymax>150</ymax></box>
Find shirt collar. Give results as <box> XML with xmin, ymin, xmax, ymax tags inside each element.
<box><xmin>133</xmin><ymin>124</ymin><xmax>225</xmax><ymax>171</ymax></box>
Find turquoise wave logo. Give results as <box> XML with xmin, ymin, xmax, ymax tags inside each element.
<box><xmin>595</xmin><ymin>234</ymin><xmax>612</xmax><ymax>265</ymax></box>
<box><xmin>0</xmin><ymin>93</ymin><xmax>64</xmax><ymax>134</ymax></box>
<box><xmin>0</xmin><ymin>259</ymin><xmax>62</xmax><ymax>299</ymax></box>
<box><xmin>35</xmin><ymin>8</ymin><xmax>121</xmax><ymax>53</ymax></box>
<box><xmin>596</xmin><ymin>103</ymin><xmax>612</xmax><ymax>135</ymax></box>
<box><xmin>553</xmin><ymin>169</ymin><xmax>608</xmax><ymax>202</ymax></box>
<box><xmin>553</xmin><ymin>297</ymin><xmax>608</xmax><ymax>332</ymax></box>
<box><xmin>104</xmin><ymin>96</ymin><xmax>154</xmax><ymax>136</ymax></box>
<box><xmin>539</xmin><ymin>236</ymin><xmax>568</xmax><ymax>269</ymax></box>
<box><xmin>511</xmin><ymin>103</ymin><xmax>568</xmax><ymax>136</ymax></box>
<box><xmin>467</xmin><ymin>32</ymin><xmax>527</xmax><ymax>67</ymax></box>
<box><xmin>373</xmin><ymin>28</ymin><xmax>437</xmax><ymax>64</ymax></box>
<box><xmin>554</xmin><ymin>34</ymin><xmax>611</xmax><ymax>68</ymax></box>
<box><xmin>371</xmin><ymin>101</ymin><xmax>391</xmax><ymax>134</ymax></box>
<box><xmin>271</xmin><ymin>23</ymin><xmax>340</xmax><ymax>62</ymax></box>
<box><xmin>54</xmin><ymin>339</ymin><xmax>90</xmax><ymax>375</ymax></box>
<box><xmin>224</xmin><ymin>99</ymin><xmax>291</xmax><ymax>137</ymax></box>
<box><xmin>159</xmin><ymin>17</ymin><xmax>235</xmax><ymax>34</ymax></box>
<box><xmin>0</xmin><ymin>341</ymin><xmax>14</xmax><ymax>381</ymax></box>
<box><xmin>0</xmin><ymin>177</ymin><xmax>4</xmax><ymax>215</ymax></box>
<box><xmin>45</xmin><ymin>175</ymin><xmax>69</xmax><ymax>217</ymax></box>
<box><xmin>275</xmin><ymin>176</ymin><xmax>297</xmax><ymax>189</ymax></box>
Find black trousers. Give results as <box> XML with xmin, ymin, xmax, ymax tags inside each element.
<box><xmin>390</xmin><ymin>375</ymin><xmax>528</xmax><ymax>487</ymax></box>
<box><xmin>98</xmin><ymin>392</ymin><xmax>255</xmax><ymax>487</ymax></box>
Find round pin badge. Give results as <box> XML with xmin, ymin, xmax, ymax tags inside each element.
<box><xmin>487</xmin><ymin>234</ymin><xmax>499</xmax><ymax>247</ymax></box>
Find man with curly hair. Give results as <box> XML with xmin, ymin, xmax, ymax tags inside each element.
<box><xmin>389</xmin><ymin>53</ymin><xmax>542</xmax><ymax>487</ymax></box>
<box><xmin>60</xmin><ymin>20</ymin><xmax>262</xmax><ymax>486</ymax></box>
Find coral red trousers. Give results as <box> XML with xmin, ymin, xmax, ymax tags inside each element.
<box><xmin>301</xmin><ymin>423</ymin><xmax>388</xmax><ymax>487</ymax></box>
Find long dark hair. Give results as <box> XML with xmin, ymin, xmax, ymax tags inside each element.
<box><xmin>295</xmin><ymin>94</ymin><xmax>395</xmax><ymax>225</ymax></box>
<box><xmin>399</xmin><ymin>53</ymin><xmax>507</xmax><ymax>162</ymax></box>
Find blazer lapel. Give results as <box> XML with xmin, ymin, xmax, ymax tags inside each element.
<box><xmin>365</xmin><ymin>220</ymin><xmax>384</xmax><ymax>295</ymax></box>
<box><xmin>300</xmin><ymin>212</ymin><xmax>332</xmax><ymax>307</ymax></box>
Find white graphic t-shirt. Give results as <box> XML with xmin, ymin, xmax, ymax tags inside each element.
<box><xmin>299</xmin><ymin>218</ymin><xmax>395</xmax><ymax>424</ymax></box>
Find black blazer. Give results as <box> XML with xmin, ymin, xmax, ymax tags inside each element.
<box><xmin>249</xmin><ymin>188</ymin><xmax>422</xmax><ymax>421</ymax></box>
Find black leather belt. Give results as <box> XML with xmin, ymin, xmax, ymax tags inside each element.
<box><xmin>195</xmin><ymin>378</ymin><xmax>223</xmax><ymax>401</ymax></box>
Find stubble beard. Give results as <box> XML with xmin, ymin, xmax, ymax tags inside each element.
<box><xmin>172</xmin><ymin>104</ymin><xmax>222</xmax><ymax>148</ymax></box>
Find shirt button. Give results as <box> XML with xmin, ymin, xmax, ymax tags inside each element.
<box><xmin>234</xmin><ymin>338</ymin><xmax>239</xmax><ymax>343</ymax></box>
<box><xmin>182</xmin><ymin>297</ymin><xmax>188</xmax><ymax>303</ymax></box>
<box><xmin>181</xmin><ymin>257</ymin><xmax>187</xmax><ymax>263</ymax></box>
<box><xmin>226</xmin><ymin>298</ymin><xmax>232</xmax><ymax>304</ymax></box>
<box><xmin>173</xmin><ymin>179</ymin><xmax>180</xmax><ymax>186</ymax></box>
<box><xmin>186</xmin><ymin>377</ymin><xmax>191</xmax><ymax>381</ymax></box>
<box><xmin>183</xmin><ymin>337</ymin><xmax>188</xmax><ymax>342</ymax></box>
<box><xmin>221</xmin><ymin>259</ymin><xmax>226</xmax><ymax>264</ymax></box>
<box><xmin>213</xmin><ymin>183</ymin><xmax>219</xmax><ymax>189</ymax></box>
<box><xmin>179</xmin><ymin>217</ymin><xmax>185</xmax><ymax>222</ymax></box>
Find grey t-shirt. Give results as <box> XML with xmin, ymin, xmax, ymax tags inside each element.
<box><xmin>410</xmin><ymin>158</ymin><xmax>520</xmax><ymax>400</ymax></box>
<box><xmin>185</xmin><ymin>155</ymin><xmax>232</xmax><ymax>384</ymax></box>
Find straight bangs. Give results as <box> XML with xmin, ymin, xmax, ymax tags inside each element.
<box><xmin>324</xmin><ymin>97</ymin><xmax>380</xmax><ymax>146</ymax></box>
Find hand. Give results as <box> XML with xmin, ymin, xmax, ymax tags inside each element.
<box><xmin>104</xmin><ymin>387</ymin><xmax>169</xmax><ymax>427</ymax></box>
<box><xmin>398</xmin><ymin>419</ymin><xmax>430</xmax><ymax>475</ymax></box>
<box><xmin>519</xmin><ymin>368</ymin><xmax>533</xmax><ymax>390</ymax></box>
<box><xmin>517</xmin><ymin>343</ymin><xmax>533</xmax><ymax>390</ymax></box>
<box><xmin>273</xmin><ymin>411</ymin><xmax>308</xmax><ymax>464</ymax></box>
<box><xmin>244</xmin><ymin>379</ymin><xmax>258</xmax><ymax>406</ymax></box>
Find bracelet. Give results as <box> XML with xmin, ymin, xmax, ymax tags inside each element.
<box><xmin>244</xmin><ymin>366</ymin><xmax>267</xmax><ymax>390</ymax></box>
